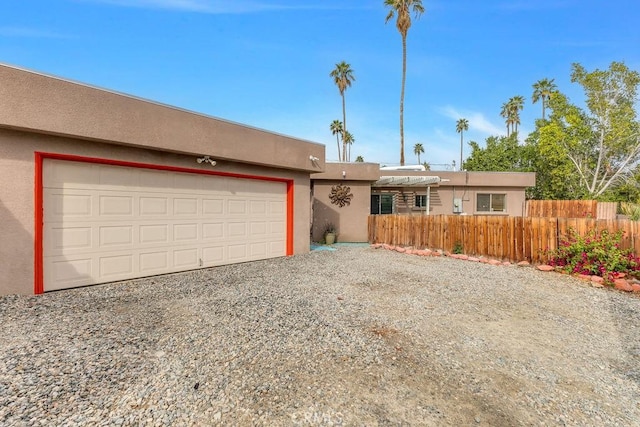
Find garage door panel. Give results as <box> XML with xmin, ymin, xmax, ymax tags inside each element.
<box><xmin>43</xmin><ymin>160</ymin><xmax>288</xmax><ymax>291</ymax></box>
<box><xmin>250</xmin><ymin>242</ymin><xmax>267</xmax><ymax>257</ymax></box>
<box><xmin>228</xmin><ymin>200</ymin><xmax>247</xmax><ymax>215</ymax></box>
<box><xmin>269</xmin><ymin>221</ymin><xmax>286</xmax><ymax>235</ymax></box>
<box><xmin>203</xmin><ymin>222</ymin><xmax>224</xmax><ymax>239</ymax></box>
<box><xmin>174</xmin><ymin>248</ymin><xmax>199</xmax><ymax>268</ymax></box>
<box><xmin>174</xmin><ymin>173</ymin><xmax>202</xmax><ymax>191</ymax></box>
<box><xmin>99</xmin><ymin>195</ymin><xmax>134</xmax><ymax>216</ymax></box>
<box><xmin>140</xmin><ymin>251</ymin><xmax>169</xmax><ymax>272</ymax></box>
<box><xmin>45</xmin><ymin>161</ymin><xmax>98</xmax><ymax>188</ymax></box>
<box><xmin>203</xmin><ymin>199</ymin><xmax>224</xmax><ymax>215</ymax></box>
<box><xmin>174</xmin><ymin>198</ymin><xmax>198</xmax><ymax>215</ymax></box>
<box><xmin>228</xmin><ymin>222</ymin><xmax>247</xmax><ymax>237</ymax></box>
<box><xmin>140</xmin><ymin>224</ymin><xmax>169</xmax><ymax>244</ymax></box>
<box><xmin>250</xmin><ymin>200</ymin><xmax>267</xmax><ymax>214</ymax></box>
<box><xmin>202</xmin><ymin>246</ymin><xmax>224</xmax><ymax>265</ymax></box>
<box><xmin>51</xmin><ymin>257</ymin><xmax>93</xmax><ymax>283</ymax></box>
<box><xmin>269</xmin><ymin>201</ymin><xmax>285</xmax><ymax>215</ymax></box>
<box><xmin>270</xmin><ymin>241</ymin><xmax>286</xmax><ymax>256</ymax></box>
<box><xmin>49</xmin><ymin>193</ymin><xmax>93</xmax><ymax>217</ymax></box>
<box><xmin>139</xmin><ymin>169</ymin><xmax>172</xmax><ymax>189</ymax></box>
<box><xmin>50</xmin><ymin>226</ymin><xmax>92</xmax><ymax>251</ymax></box>
<box><xmin>228</xmin><ymin>244</ymin><xmax>247</xmax><ymax>260</ymax></box>
<box><xmin>99</xmin><ymin>225</ymin><xmax>133</xmax><ymax>247</ymax></box>
<box><xmin>140</xmin><ymin>197</ymin><xmax>169</xmax><ymax>216</ymax></box>
<box><xmin>99</xmin><ymin>254</ymin><xmax>134</xmax><ymax>277</ymax></box>
<box><xmin>174</xmin><ymin>223</ymin><xmax>199</xmax><ymax>241</ymax></box>
<box><xmin>250</xmin><ymin>221</ymin><xmax>267</xmax><ymax>236</ymax></box>
<box><xmin>235</xmin><ymin>179</ymin><xmax>283</xmax><ymax>196</ymax></box>
<box><xmin>99</xmin><ymin>165</ymin><xmax>136</xmax><ymax>188</ymax></box>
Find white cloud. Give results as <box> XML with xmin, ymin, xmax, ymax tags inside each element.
<box><xmin>440</xmin><ymin>106</ymin><xmax>505</xmax><ymax>137</ymax></box>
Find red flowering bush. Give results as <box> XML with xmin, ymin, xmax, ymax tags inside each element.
<box><xmin>547</xmin><ymin>228</ymin><xmax>640</xmax><ymax>284</ymax></box>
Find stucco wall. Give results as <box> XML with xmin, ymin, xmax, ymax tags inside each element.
<box><xmin>381</xmin><ymin>186</ymin><xmax>528</xmax><ymax>216</ymax></box>
<box><xmin>0</xmin><ymin>128</ymin><xmax>311</xmax><ymax>295</ymax></box>
<box><xmin>0</xmin><ymin>64</ymin><xmax>324</xmax><ymax>173</ymax></box>
<box><xmin>311</xmin><ymin>163</ymin><xmax>379</xmax><ymax>243</ymax></box>
<box><xmin>373</xmin><ymin>170</ymin><xmax>534</xmax><ymax>217</ymax></box>
<box><xmin>312</xmin><ymin>181</ymin><xmax>371</xmax><ymax>243</ymax></box>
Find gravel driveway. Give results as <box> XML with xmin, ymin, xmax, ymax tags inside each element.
<box><xmin>1</xmin><ymin>246</ymin><xmax>640</xmax><ymax>426</ymax></box>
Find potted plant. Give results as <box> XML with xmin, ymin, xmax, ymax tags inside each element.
<box><xmin>324</xmin><ymin>223</ymin><xmax>337</xmax><ymax>245</ymax></box>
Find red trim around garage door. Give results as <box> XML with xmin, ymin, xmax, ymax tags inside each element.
<box><xmin>34</xmin><ymin>152</ymin><xmax>295</xmax><ymax>294</ymax></box>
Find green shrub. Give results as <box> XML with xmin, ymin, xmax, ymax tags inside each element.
<box><xmin>547</xmin><ymin>228</ymin><xmax>640</xmax><ymax>283</ymax></box>
<box><xmin>620</xmin><ymin>202</ymin><xmax>640</xmax><ymax>221</ymax></box>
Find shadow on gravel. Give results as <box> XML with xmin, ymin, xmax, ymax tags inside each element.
<box><xmin>606</xmin><ymin>292</ymin><xmax>640</xmax><ymax>385</ymax></box>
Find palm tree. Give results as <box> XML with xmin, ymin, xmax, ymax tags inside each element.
<box><xmin>413</xmin><ymin>142</ymin><xmax>424</xmax><ymax>164</ymax></box>
<box><xmin>500</xmin><ymin>102</ymin><xmax>512</xmax><ymax>136</ymax></box>
<box><xmin>329</xmin><ymin>120</ymin><xmax>343</xmax><ymax>162</ymax></box>
<box><xmin>510</xmin><ymin>95</ymin><xmax>525</xmax><ymax>135</ymax></box>
<box><xmin>384</xmin><ymin>0</ymin><xmax>425</xmax><ymax>166</ymax></box>
<box><xmin>330</xmin><ymin>62</ymin><xmax>355</xmax><ymax>162</ymax></box>
<box><xmin>532</xmin><ymin>78</ymin><xmax>557</xmax><ymax>120</ymax></box>
<box><xmin>455</xmin><ymin>118</ymin><xmax>469</xmax><ymax>168</ymax></box>
<box><xmin>343</xmin><ymin>131</ymin><xmax>354</xmax><ymax>162</ymax></box>
<box><xmin>501</xmin><ymin>96</ymin><xmax>524</xmax><ymax>136</ymax></box>
<box><xmin>355</xmin><ymin>155</ymin><xmax>364</xmax><ymax>162</ymax></box>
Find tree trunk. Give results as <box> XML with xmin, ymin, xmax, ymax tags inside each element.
<box><xmin>400</xmin><ymin>34</ymin><xmax>407</xmax><ymax>166</ymax></box>
<box><xmin>341</xmin><ymin>93</ymin><xmax>347</xmax><ymax>163</ymax></box>
<box><xmin>459</xmin><ymin>132</ymin><xmax>463</xmax><ymax>168</ymax></box>
<box><xmin>336</xmin><ymin>135</ymin><xmax>341</xmax><ymax>162</ymax></box>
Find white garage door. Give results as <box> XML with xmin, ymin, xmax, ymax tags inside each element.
<box><xmin>43</xmin><ymin>159</ymin><xmax>287</xmax><ymax>291</ymax></box>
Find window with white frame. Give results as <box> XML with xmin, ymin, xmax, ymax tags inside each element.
<box><xmin>415</xmin><ymin>194</ymin><xmax>427</xmax><ymax>208</ymax></box>
<box><xmin>477</xmin><ymin>193</ymin><xmax>506</xmax><ymax>212</ymax></box>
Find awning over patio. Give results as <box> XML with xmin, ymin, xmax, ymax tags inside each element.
<box><xmin>373</xmin><ymin>176</ymin><xmax>441</xmax><ymax>187</ymax></box>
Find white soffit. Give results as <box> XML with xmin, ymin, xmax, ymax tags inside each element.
<box><xmin>373</xmin><ymin>176</ymin><xmax>441</xmax><ymax>187</ymax></box>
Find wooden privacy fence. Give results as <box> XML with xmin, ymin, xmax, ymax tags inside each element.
<box><xmin>525</xmin><ymin>199</ymin><xmax>618</xmax><ymax>220</ymax></box>
<box><xmin>368</xmin><ymin>214</ymin><xmax>640</xmax><ymax>264</ymax></box>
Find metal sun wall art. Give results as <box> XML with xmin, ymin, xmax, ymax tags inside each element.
<box><xmin>329</xmin><ymin>184</ymin><xmax>353</xmax><ymax>208</ymax></box>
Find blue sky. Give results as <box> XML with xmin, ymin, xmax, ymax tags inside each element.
<box><xmin>2</xmin><ymin>0</ymin><xmax>639</xmax><ymax>168</ymax></box>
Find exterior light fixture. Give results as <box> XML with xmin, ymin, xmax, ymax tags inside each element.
<box><xmin>196</xmin><ymin>156</ymin><xmax>216</xmax><ymax>166</ymax></box>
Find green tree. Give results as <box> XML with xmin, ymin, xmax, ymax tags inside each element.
<box><xmin>330</xmin><ymin>61</ymin><xmax>355</xmax><ymax>162</ymax></box>
<box><xmin>413</xmin><ymin>142</ymin><xmax>424</xmax><ymax>164</ymax></box>
<box><xmin>329</xmin><ymin>120</ymin><xmax>343</xmax><ymax>162</ymax></box>
<box><xmin>455</xmin><ymin>118</ymin><xmax>469</xmax><ymax>167</ymax></box>
<box><xmin>539</xmin><ymin>62</ymin><xmax>640</xmax><ymax>198</ymax></box>
<box><xmin>422</xmin><ymin>161</ymin><xmax>431</xmax><ymax>171</ymax></box>
<box><xmin>532</xmin><ymin>78</ymin><xmax>557</xmax><ymax>120</ymax></box>
<box><xmin>524</xmin><ymin>123</ymin><xmax>583</xmax><ymax>199</ymax></box>
<box><xmin>384</xmin><ymin>0</ymin><xmax>425</xmax><ymax>166</ymax></box>
<box><xmin>464</xmin><ymin>134</ymin><xmax>528</xmax><ymax>172</ymax></box>
<box><xmin>343</xmin><ymin>131</ymin><xmax>355</xmax><ymax>162</ymax></box>
<box><xmin>355</xmin><ymin>155</ymin><xmax>364</xmax><ymax>162</ymax></box>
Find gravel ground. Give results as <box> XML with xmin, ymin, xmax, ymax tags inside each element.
<box><xmin>1</xmin><ymin>245</ymin><xmax>640</xmax><ymax>426</ymax></box>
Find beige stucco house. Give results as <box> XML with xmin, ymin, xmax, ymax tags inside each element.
<box><xmin>0</xmin><ymin>64</ymin><xmax>536</xmax><ymax>296</ymax></box>
<box><xmin>0</xmin><ymin>64</ymin><xmax>324</xmax><ymax>295</ymax></box>
<box><xmin>311</xmin><ymin>164</ymin><xmax>535</xmax><ymax>243</ymax></box>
